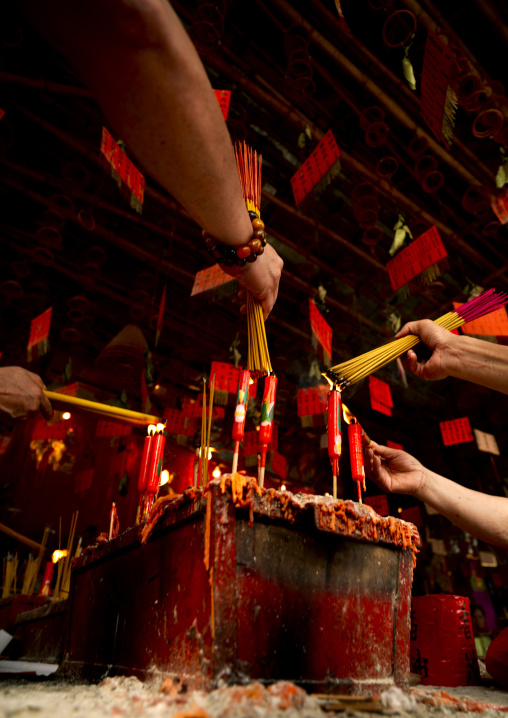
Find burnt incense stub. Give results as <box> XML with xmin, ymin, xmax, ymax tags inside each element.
<box><xmin>58</xmin><ymin>476</ymin><xmax>418</xmax><ymax>692</ymax></box>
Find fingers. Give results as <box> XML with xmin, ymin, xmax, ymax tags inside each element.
<box><xmin>405</xmin><ymin>348</ymin><xmax>420</xmax><ymax>375</ymax></box>
<box><xmin>39</xmin><ymin>392</ymin><xmax>53</xmax><ymax>420</ymax></box>
<box><xmin>394</xmin><ymin>320</ymin><xmax>420</xmax><ymax>340</ymax></box>
<box><xmin>370</xmin><ymin>442</ymin><xmax>401</xmax><ymax>460</ymax></box>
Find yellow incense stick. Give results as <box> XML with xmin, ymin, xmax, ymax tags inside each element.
<box><xmin>44</xmin><ymin>391</ymin><xmax>162</xmax><ymax>427</ymax></box>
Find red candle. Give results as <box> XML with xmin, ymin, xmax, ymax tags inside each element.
<box><xmin>327</xmin><ymin>387</ymin><xmax>342</xmax><ymax>462</ymax></box>
<box><xmin>39</xmin><ymin>561</ymin><xmax>54</xmax><ymax>596</ymax></box>
<box><xmin>348</xmin><ymin>422</ymin><xmax>365</xmax><ymax>502</ymax></box>
<box><xmin>232</xmin><ymin>369</ymin><xmax>250</xmax><ymax>442</ymax></box>
<box><xmin>138</xmin><ymin>425</ymin><xmax>156</xmax><ymax>493</ymax></box>
<box><xmin>327</xmin><ymin>387</ymin><xmax>342</xmax><ymax>499</ymax></box>
<box><xmin>147</xmin><ymin>425</ymin><xmax>166</xmax><ymax>494</ymax></box>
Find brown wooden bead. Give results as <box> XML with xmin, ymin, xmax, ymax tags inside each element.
<box><xmin>252</xmin><ymin>229</ymin><xmax>265</xmax><ymax>240</ymax></box>
<box><xmin>202</xmin><ymin>229</ymin><xmax>210</xmax><ymax>239</ymax></box>
<box><xmin>205</xmin><ymin>236</ymin><xmax>215</xmax><ymax>249</ymax></box>
<box><xmin>212</xmin><ymin>248</ymin><xmax>223</xmax><ymax>260</ymax></box>
<box><xmin>257</xmin><ymin>245</ymin><xmax>265</xmax><ymax>255</ymax></box>
<box><xmin>251</xmin><ymin>218</ymin><xmax>264</xmax><ymax>231</ymax></box>
<box><xmin>236</xmin><ymin>245</ymin><xmax>252</xmax><ymax>258</ymax></box>
<box><xmin>248</xmin><ymin>238</ymin><xmax>262</xmax><ymax>253</ymax></box>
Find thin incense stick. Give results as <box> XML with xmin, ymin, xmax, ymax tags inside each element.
<box><xmin>327</xmin><ymin>290</ymin><xmax>508</xmax><ymax>388</ymax></box>
<box><xmin>43</xmin><ymin>391</ymin><xmax>162</xmax><ymax>427</ymax></box>
<box><xmin>204</xmin><ymin>375</ymin><xmax>215</xmax><ymax>485</ymax></box>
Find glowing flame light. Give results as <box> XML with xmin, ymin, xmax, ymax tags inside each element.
<box><xmin>212</xmin><ymin>467</ymin><xmax>221</xmax><ymax>479</ymax></box>
<box><xmin>323</xmin><ymin>374</ymin><xmax>335</xmax><ymax>389</ymax></box>
<box><xmin>342</xmin><ymin>403</ymin><xmax>357</xmax><ymax>425</ymax></box>
<box><xmin>159</xmin><ymin>470</ymin><xmax>170</xmax><ymax>486</ymax></box>
<box><xmin>62</xmin><ymin>412</ymin><xmax>71</xmax><ymax>420</ymax></box>
<box><xmin>280</xmin><ymin>484</ymin><xmax>286</xmax><ymax>491</ymax></box>
<box><xmin>147</xmin><ymin>424</ymin><xmax>156</xmax><ymax>436</ymax></box>
<box><xmin>156</xmin><ymin>423</ymin><xmax>165</xmax><ymax>433</ymax></box>
<box><xmin>52</xmin><ymin>549</ymin><xmax>69</xmax><ymax>564</ymax></box>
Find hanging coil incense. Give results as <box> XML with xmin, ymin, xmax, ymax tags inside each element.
<box><xmin>234</xmin><ymin>141</ymin><xmax>273</xmax><ymax>378</ymax></box>
<box><xmin>326</xmin><ymin>289</ymin><xmax>508</xmax><ymax>389</ymax></box>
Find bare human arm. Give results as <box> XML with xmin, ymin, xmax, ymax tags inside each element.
<box><xmin>396</xmin><ymin>319</ymin><xmax>508</xmax><ymax>395</ymax></box>
<box><xmin>364</xmin><ymin>441</ymin><xmax>508</xmax><ymax>548</ymax></box>
<box><xmin>0</xmin><ymin>367</ymin><xmax>53</xmax><ymax>420</ymax></box>
<box><xmin>21</xmin><ymin>0</ymin><xmax>283</xmax><ymax>319</ymax></box>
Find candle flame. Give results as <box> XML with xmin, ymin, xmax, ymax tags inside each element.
<box><xmin>159</xmin><ymin>469</ymin><xmax>170</xmax><ymax>486</ymax></box>
<box><xmin>52</xmin><ymin>549</ymin><xmax>68</xmax><ymax>564</ymax></box>
<box><xmin>342</xmin><ymin>403</ymin><xmax>357</xmax><ymax>425</ymax></box>
<box><xmin>147</xmin><ymin>424</ymin><xmax>156</xmax><ymax>436</ymax></box>
<box><xmin>323</xmin><ymin>373</ymin><xmax>335</xmax><ymax>389</ymax></box>
<box><xmin>156</xmin><ymin>423</ymin><xmax>165</xmax><ymax>433</ymax></box>
<box><xmin>212</xmin><ymin>467</ymin><xmax>221</xmax><ymax>479</ymax></box>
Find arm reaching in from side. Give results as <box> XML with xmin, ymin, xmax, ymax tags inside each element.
<box><xmin>365</xmin><ymin>441</ymin><xmax>508</xmax><ymax>548</ymax></box>
<box><xmin>0</xmin><ymin>367</ymin><xmax>53</xmax><ymax>420</ymax></box>
<box><xmin>21</xmin><ymin>0</ymin><xmax>283</xmax><ymax>319</ymax></box>
<box><xmin>396</xmin><ymin>319</ymin><xmax>508</xmax><ymax>394</ymax></box>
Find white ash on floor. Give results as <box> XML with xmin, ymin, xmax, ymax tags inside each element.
<box><xmin>0</xmin><ymin>676</ymin><xmax>507</xmax><ymax>718</ymax></box>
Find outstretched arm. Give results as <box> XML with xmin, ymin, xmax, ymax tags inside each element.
<box><xmin>0</xmin><ymin>367</ymin><xmax>53</xmax><ymax>420</ymax></box>
<box><xmin>365</xmin><ymin>441</ymin><xmax>508</xmax><ymax>548</ymax></box>
<box><xmin>396</xmin><ymin>319</ymin><xmax>508</xmax><ymax>394</ymax></box>
<box><xmin>21</xmin><ymin>0</ymin><xmax>283</xmax><ymax>318</ymax></box>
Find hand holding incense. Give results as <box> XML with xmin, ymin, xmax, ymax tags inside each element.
<box><xmin>327</xmin><ymin>385</ymin><xmax>342</xmax><ymax>500</ymax></box>
<box><xmin>258</xmin><ymin>374</ymin><xmax>278</xmax><ymax>487</ymax></box>
<box><xmin>232</xmin><ymin>369</ymin><xmax>250</xmax><ymax>474</ymax></box>
<box><xmin>327</xmin><ymin>289</ymin><xmax>508</xmax><ymax>389</ymax></box>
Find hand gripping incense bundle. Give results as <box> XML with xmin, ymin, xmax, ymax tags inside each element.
<box><xmin>327</xmin><ymin>289</ymin><xmax>508</xmax><ymax>389</ymax></box>
<box><xmin>234</xmin><ymin>141</ymin><xmax>272</xmax><ymax>378</ymax></box>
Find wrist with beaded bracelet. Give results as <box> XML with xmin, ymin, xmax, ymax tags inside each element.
<box><xmin>202</xmin><ymin>211</ymin><xmax>267</xmax><ymax>267</ymax></box>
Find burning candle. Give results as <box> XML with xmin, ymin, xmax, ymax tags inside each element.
<box><xmin>147</xmin><ymin>424</ymin><xmax>166</xmax><ymax>494</ymax></box>
<box><xmin>327</xmin><ymin>385</ymin><xmax>342</xmax><ymax>499</ymax></box>
<box><xmin>38</xmin><ymin>561</ymin><xmax>54</xmax><ymax>596</ymax></box>
<box><xmin>258</xmin><ymin>374</ymin><xmax>278</xmax><ymax>488</ymax></box>
<box><xmin>347</xmin><ymin>422</ymin><xmax>365</xmax><ymax>503</ymax></box>
<box><xmin>232</xmin><ymin>369</ymin><xmax>250</xmax><ymax>474</ymax></box>
<box><xmin>138</xmin><ymin>424</ymin><xmax>156</xmax><ymax>494</ymax></box>
<box><xmin>137</xmin><ymin>424</ymin><xmax>156</xmax><ymax>523</ymax></box>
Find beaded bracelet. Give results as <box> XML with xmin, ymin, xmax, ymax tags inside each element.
<box><xmin>202</xmin><ymin>211</ymin><xmax>267</xmax><ymax>267</ymax></box>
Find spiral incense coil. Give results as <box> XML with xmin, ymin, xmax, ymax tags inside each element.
<box><xmin>327</xmin><ymin>289</ymin><xmax>508</xmax><ymax>389</ymax></box>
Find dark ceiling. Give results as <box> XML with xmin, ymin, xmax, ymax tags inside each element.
<box><xmin>1</xmin><ymin>0</ymin><xmax>508</xmax><ymax>491</ymax></box>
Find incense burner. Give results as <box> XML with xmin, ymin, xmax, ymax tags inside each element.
<box><xmin>41</xmin><ymin>478</ymin><xmax>419</xmax><ymax>693</ymax></box>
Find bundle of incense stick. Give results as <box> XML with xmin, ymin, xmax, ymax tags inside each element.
<box><xmin>21</xmin><ymin>555</ymin><xmax>38</xmax><ymax>596</ymax></box>
<box><xmin>234</xmin><ymin>141</ymin><xmax>272</xmax><ymax>378</ymax></box>
<box><xmin>200</xmin><ymin>376</ymin><xmax>215</xmax><ymax>486</ymax></box>
<box><xmin>2</xmin><ymin>553</ymin><xmax>18</xmax><ymax>598</ymax></box>
<box><xmin>327</xmin><ymin>289</ymin><xmax>508</xmax><ymax>388</ymax></box>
